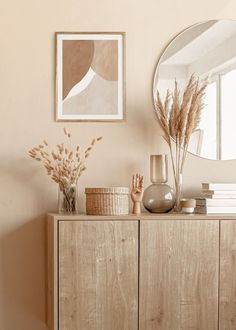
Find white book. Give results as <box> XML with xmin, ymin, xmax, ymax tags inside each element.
<box><xmin>202</xmin><ymin>183</ymin><xmax>236</xmax><ymax>190</ymax></box>
<box><xmin>202</xmin><ymin>189</ymin><xmax>236</xmax><ymax>195</ymax></box>
<box><xmin>195</xmin><ymin>206</ymin><xmax>236</xmax><ymax>214</ymax></box>
<box><xmin>196</xmin><ymin>198</ymin><xmax>236</xmax><ymax>207</ymax></box>
<box><xmin>202</xmin><ymin>193</ymin><xmax>236</xmax><ymax>199</ymax></box>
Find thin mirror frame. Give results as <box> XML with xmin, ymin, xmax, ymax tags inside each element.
<box><xmin>152</xmin><ymin>19</ymin><xmax>236</xmax><ymax>161</ymax></box>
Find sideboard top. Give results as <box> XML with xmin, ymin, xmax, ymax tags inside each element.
<box><xmin>48</xmin><ymin>213</ymin><xmax>236</xmax><ymax>221</ymax></box>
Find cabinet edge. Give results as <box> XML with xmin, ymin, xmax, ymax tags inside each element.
<box><xmin>46</xmin><ymin>215</ymin><xmax>58</xmax><ymax>330</ymax></box>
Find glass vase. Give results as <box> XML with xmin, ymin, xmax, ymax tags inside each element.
<box><xmin>58</xmin><ymin>183</ymin><xmax>78</xmax><ymax>214</ymax></box>
<box><xmin>173</xmin><ymin>172</ymin><xmax>183</xmax><ymax>213</ymax></box>
<box><xmin>143</xmin><ymin>154</ymin><xmax>175</xmax><ymax>213</ymax></box>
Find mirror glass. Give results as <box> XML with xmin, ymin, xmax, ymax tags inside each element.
<box><xmin>154</xmin><ymin>20</ymin><xmax>236</xmax><ymax>160</ymax></box>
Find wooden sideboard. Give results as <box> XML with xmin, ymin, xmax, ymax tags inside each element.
<box><xmin>47</xmin><ymin>213</ymin><xmax>236</xmax><ymax>330</ymax></box>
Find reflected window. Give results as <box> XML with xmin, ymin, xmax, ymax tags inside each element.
<box><xmin>199</xmin><ymin>81</ymin><xmax>217</xmax><ymax>159</ymax></box>
<box><xmin>221</xmin><ymin>69</ymin><xmax>236</xmax><ymax>159</ymax></box>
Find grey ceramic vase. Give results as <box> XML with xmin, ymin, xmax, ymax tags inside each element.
<box><xmin>143</xmin><ymin>155</ymin><xmax>175</xmax><ymax>213</ymax></box>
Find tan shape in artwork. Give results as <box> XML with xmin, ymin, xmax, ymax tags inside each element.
<box><xmin>91</xmin><ymin>41</ymin><xmax>118</xmax><ymax>81</ymax></box>
<box><xmin>62</xmin><ymin>40</ymin><xmax>94</xmax><ymax>99</ymax></box>
<box><xmin>63</xmin><ymin>73</ymin><xmax>118</xmax><ymax>115</ymax></box>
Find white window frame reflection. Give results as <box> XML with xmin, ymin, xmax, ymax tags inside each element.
<box><xmin>203</xmin><ymin>64</ymin><xmax>236</xmax><ymax>160</ymax></box>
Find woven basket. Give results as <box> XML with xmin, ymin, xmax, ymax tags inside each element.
<box><xmin>85</xmin><ymin>187</ymin><xmax>129</xmax><ymax>215</ymax></box>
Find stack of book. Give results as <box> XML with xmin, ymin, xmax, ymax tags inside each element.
<box><xmin>196</xmin><ymin>183</ymin><xmax>236</xmax><ymax>214</ymax></box>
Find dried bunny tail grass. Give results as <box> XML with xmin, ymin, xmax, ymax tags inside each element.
<box><xmin>29</xmin><ymin>150</ymin><xmax>36</xmax><ymax>157</ymax></box>
<box><xmin>86</xmin><ymin>147</ymin><xmax>92</xmax><ymax>152</ymax></box>
<box><xmin>154</xmin><ymin>90</ymin><xmax>170</xmax><ymax>142</ymax></box>
<box><xmin>84</xmin><ymin>136</ymin><xmax>103</xmax><ymax>157</ymax></box>
<box><xmin>68</xmin><ymin>151</ymin><xmax>73</xmax><ymax>160</ymax></box>
<box><xmin>29</xmin><ymin>128</ymin><xmax>103</xmax><ymax>189</ymax></box>
<box><xmin>56</xmin><ymin>144</ymin><xmax>64</xmax><ymax>154</ymax></box>
<box><xmin>64</xmin><ymin>127</ymin><xmax>71</xmax><ymax>138</ymax></box>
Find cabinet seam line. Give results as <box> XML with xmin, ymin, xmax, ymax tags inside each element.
<box><xmin>138</xmin><ymin>220</ymin><xmax>140</xmax><ymax>330</ymax></box>
<box><xmin>218</xmin><ymin>220</ymin><xmax>221</xmax><ymax>330</ymax></box>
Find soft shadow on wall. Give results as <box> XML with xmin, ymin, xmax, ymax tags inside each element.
<box><xmin>0</xmin><ymin>214</ymin><xmax>47</xmax><ymax>330</ymax></box>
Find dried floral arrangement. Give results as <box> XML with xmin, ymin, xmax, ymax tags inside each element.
<box><xmin>154</xmin><ymin>74</ymin><xmax>208</xmax><ymax>211</ymax></box>
<box><xmin>28</xmin><ymin>128</ymin><xmax>102</xmax><ymax>212</ymax></box>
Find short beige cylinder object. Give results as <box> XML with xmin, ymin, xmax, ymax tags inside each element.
<box><xmin>85</xmin><ymin>187</ymin><xmax>129</xmax><ymax>215</ymax></box>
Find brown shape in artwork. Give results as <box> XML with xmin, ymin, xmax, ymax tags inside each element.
<box><xmin>62</xmin><ymin>40</ymin><xmax>94</xmax><ymax>99</ymax></box>
<box><xmin>91</xmin><ymin>41</ymin><xmax>118</xmax><ymax>81</ymax></box>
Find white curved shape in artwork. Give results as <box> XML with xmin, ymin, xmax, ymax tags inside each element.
<box><xmin>63</xmin><ymin>73</ymin><xmax>118</xmax><ymax>115</ymax></box>
<box><xmin>63</xmin><ymin>67</ymin><xmax>96</xmax><ymax>102</ymax></box>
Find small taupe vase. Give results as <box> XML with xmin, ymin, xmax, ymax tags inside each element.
<box><xmin>143</xmin><ymin>155</ymin><xmax>175</xmax><ymax>213</ymax></box>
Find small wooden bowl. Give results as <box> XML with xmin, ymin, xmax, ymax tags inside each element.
<box><xmin>180</xmin><ymin>198</ymin><xmax>196</xmax><ymax>213</ymax></box>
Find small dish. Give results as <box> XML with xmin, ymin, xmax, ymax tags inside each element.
<box><xmin>180</xmin><ymin>198</ymin><xmax>196</xmax><ymax>214</ymax></box>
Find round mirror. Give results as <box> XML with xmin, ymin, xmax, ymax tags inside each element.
<box><xmin>153</xmin><ymin>20</ymin><xmax>236</xmax><ymax>160</ymax></box>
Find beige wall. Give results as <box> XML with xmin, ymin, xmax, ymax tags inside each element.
<box><xmin>0</xmin><ymin>0</ymin><xmax>236</xmax><ymax>328</ymax></box>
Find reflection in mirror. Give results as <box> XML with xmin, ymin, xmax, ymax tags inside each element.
<box><xmin>154</xmin><ymin>20</ymin><xmax>236</xmax><ymax>160</ymax></box>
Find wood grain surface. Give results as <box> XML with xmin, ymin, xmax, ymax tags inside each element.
<box><xmin>58</xmin><ymin>220</ymin><xmax>138</xmax><ymax>330</ymax></box>
<box><xmin>220</xmin><ymin>220</ymin><xmax>236</xmax><ymax>329</ymax></box>
<box><xmin>48</xmin><ymin>213</ymin><xmax>236</xmax><ymax>221</ymax></box>
<box><xmin>139</xmin><ymin>220</ymin><xmax>219</xmax><ymax>330</ymax></box>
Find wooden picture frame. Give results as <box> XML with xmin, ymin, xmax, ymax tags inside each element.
<box><xmin>55</xmin><ymin>32</ymin><xmax>125</xmax><ymax>122</ymax></box>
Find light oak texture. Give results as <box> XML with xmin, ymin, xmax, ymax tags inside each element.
<box><xmin>48</xmin><ymin>212</ymin><xmax>236</xmax><ymax>221</ymax></box>
<box><xmin>47</xmin><ymin>214</ymin><xmax>236</xmax><ymax>330</ymax></box>
<box><xmin>220</xmin><ymin>221</ymin><xmax>236</xmax><ymax>330</ymax></box>
<box><xmin>58</xmin><ymin>220</ymin><xmax>138</xmax><ymax>330</ymax></box>
<box><xmin>139</xmin><ymin>220</ymin><xmax>219</xmax><ymax>330</ymax></box>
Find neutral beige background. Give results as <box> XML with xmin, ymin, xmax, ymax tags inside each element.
<box><xmin>0</xmin><ymin>0</ymin><xmax>236</xmax><ymax>329</ymax></box>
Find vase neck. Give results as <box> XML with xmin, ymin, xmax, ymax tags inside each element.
<box><xmin>150</xmin><ymin>154</ymin><xmax>168</xmax><ymax>183</ymax></box>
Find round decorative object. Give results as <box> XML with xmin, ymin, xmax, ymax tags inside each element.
<box><xmin>143</xmin><ymin>183</ymin><xmax>175</xmax><ymax>213</ymax></box>
<box><xmin>153</xmin><ymin>19</ymin><xmax>236</xmax><ymax>160</ymax></box>
<box><xmin>180</xmin><ymin>198</ymin><xmax>196</xmax><ymax>214</ymax></box>
<box><xmin>85</xmin><ymin>187</ymin><xmax>129</xmax><ymax>215</ymax></box>
<box><xmin>143</xmin><ymin>154</ymin><xmax>175</xmax><ymax>213</ymax></box>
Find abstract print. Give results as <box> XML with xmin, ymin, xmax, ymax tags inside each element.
<box><xmin>56</xmin><ymin>33</ymin><xmax>124</xmax><ymax>121</ymax></box>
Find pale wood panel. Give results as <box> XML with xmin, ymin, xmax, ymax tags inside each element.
<box><xmin>139</xmin><ymin>220</ymin><xmax>219</xmax><ymax>330</ymax></box>
<box><xmin>59</xmin><ymin>220</ymin><xmax>138</xmax><ymax>330</ymax></box>
<box><xmin>49</xmin><ymin>213</ymin><xmax>236</xmax><ymax>221</ymax></box>
<box><xmin>220</xmin><ymin>221</ymin><xmax>236</xmax><ymax>329</ymax></box>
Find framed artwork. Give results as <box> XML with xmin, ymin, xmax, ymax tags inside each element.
<box><xmin>55</xmin><ymin>32</ymin><xmax>125</xmax><ymax>121</ymax></box>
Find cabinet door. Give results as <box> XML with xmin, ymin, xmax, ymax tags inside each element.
<box><xmin>139</xmin><ymin>220</ymin><xmax>219</xmax><ymax>330</ymax></box>
<box><xmin>58</xmin><ymin>221</ymin><xmax>138</xmax><ymax>330</ymax></box>
<box><xmin>220</xmin><ymin>221</ymin><xmax>236</xmax><ymax>330</ymax></box>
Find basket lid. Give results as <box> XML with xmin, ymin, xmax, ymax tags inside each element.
<box><xmin>85</xmin><ymin>187</ymin><xmax>129</xmax><ymax>194</ymax></box>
